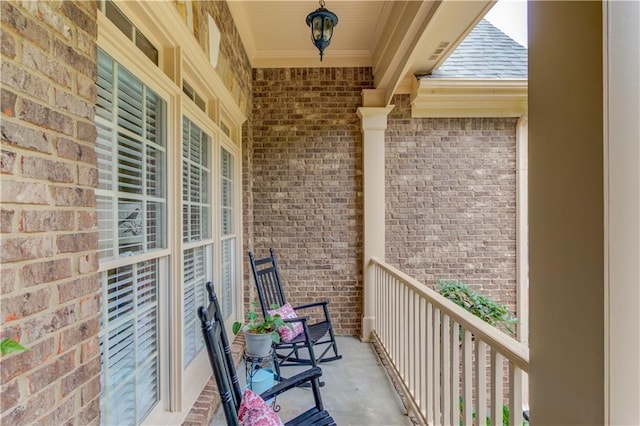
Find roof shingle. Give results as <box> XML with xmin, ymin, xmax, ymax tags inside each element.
<box><xmin>429</xmin><ymin>19</ymin><xmax>527</xmax><ymax>79</ymax></box>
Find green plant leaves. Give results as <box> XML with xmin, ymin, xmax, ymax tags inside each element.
<box><xmin>458</xmin><ymin>396</ymin><xmax>528</xmax><ymax>426</ymax></box>
<box><xmin>1</xmin><ymin>338</ymin><xmax>28</xmax><ymax>356</ymax></box>
<box><xmin>437</xmin><ymin>280</ymin><xmax>517</xmax><ymax>335</ymax></box>
<box><xmin>232</xmin><ymin>302</ymin><xmax>293</xmax><ymax>342</ymax></box>
<box><xmin>232</xmin><ymin>321</ymin><xmax>243</xmax><ymax>335</ymax></box>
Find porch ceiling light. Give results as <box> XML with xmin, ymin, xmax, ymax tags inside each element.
<box><xmin>306</xmin><ymin>0</ymin><xmax>338</xmax><ymax>61</ymax></box>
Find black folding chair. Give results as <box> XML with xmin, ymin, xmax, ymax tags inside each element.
<box><xmin>248</xmin><ymin>249</ymin><xmax>342</xmax><ymax>367</ymax></box>
<box><xmin>198</xmin><ymin>282</ymin><xmax>336</xmax><ymax>426</ymax></box>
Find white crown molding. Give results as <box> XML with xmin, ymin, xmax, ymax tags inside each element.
<box><xmin>251</xmin><ymin>50</ymin><xmax>372</xmax><ymax>68</ymax></box>
<box><xmin>411</xmin><ymin>78</ymin><xmax>528</xmax><ymax>118</ymax></box>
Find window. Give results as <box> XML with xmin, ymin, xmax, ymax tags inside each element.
<box><xmin>97</xmin><ymin>3</ymin><xmax>244</xmax><ymax>422</ymax></box>
<box><xmin>182</xmin><ymin>117</ymin><xmax>212</xmax><ymax>367</ymax></box>
<box><xmin>96</xmin><ymin>49</ymin><xmax>167</xmax><ymax>425</ymax></box>
<box><xmin>96</xmin><ymin>52</ymin><xmax>166</xmax><ymax>261</ymax></box>
<box><xmin>183</xmin><ymin>246</ymin><xmax>207</xmax><ymax>366</ymax></box>
<box><xmin>183</xmin><ymin>80</ymin><xmax>206</xmax><ymax>113</ymax></box>
<box><xmin>220</xmin><ymin>147</ymin><xmax>236</xmax><ymax>320</ymax></box>
<box><xmin>98</xmin><ymin>0</ymin><xmax>158</xmax><ymax>64</ymax></box>
<box><xmin>100</xmin><ymin>262</ymin><xmax>160</xmax><ymax>425</ymax></box>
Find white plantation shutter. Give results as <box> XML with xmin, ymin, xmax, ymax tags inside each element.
<box><xmin>220</xmin><ymin>238</ymin><xmax>235</xmax><ymax>319</ymax></box>
<box><xmin>182</xmin><ymin>117</ymin><xmax>210</xmax><ymax>243</ymax></box>
<box><xmin>220</xmin><ymin>148</ymin><xmax>236</xmax><ymax>319</ymax></box>
<box><xmin>96</xmin><ymin>50</ymin><xmax>166</xmax><ymax>261</ymax></box>
<box><xmin>100</xmin><ymin>261</ymin><xmax>159</xmax><ymax>425</ymax></box>
<box><xmin>96</xmin><ymin>49</ymin><xmax>165</xmax><ymax>426</ymax></box>
<box><xmin>221</xmin><ymin>148</ymin><xmax>233</xmax><ymax>235</ymax></box>
<box><xmin>183</xmin><ymin>247</ymin><xmax>207</xmax><ymax>366</ymax></box>
<box><xmin>182</xmin><ymin>117</ymin><xmax>212</xmax><ymax>368</ymax></box>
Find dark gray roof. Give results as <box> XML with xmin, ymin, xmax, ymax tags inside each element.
<box><xmin>429</xmin><ymin>19</ymin><xmax>527</xmax><ymax>79</ymax></box>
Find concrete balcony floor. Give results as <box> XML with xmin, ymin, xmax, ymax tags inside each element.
<box><xmin>212</xmin><ymin>337</ymin><xmax>413</xmax><ymax>425</ymax></box>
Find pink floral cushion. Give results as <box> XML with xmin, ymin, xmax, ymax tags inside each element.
<box><xmin>238</xmin><ymin>389</ymin><xmax>283</xmax><ymax>426</ymax></box>
<box><xmin>267</xmin><ymin>303</ymin><xmax>304</xmax><ymax>343</ymax></box>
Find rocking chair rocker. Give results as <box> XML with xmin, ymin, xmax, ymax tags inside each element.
<box><xmin>198</xmin><ymin>282</ymin><xmax>336</xmax><ymax>426</ymax></box>
<box><xmin>248</xmin><ymin>248</ymin><xmax>342</xmax><ymax>368</ymax></box>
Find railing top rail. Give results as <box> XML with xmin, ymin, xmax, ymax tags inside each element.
<box><xmin>371</xmin><ymin>257</ymin><xmax>530</xmax><ymax>372</ymax></box>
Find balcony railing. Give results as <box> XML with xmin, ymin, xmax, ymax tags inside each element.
<box><xmin>370</xmin><ymin>257</ymin><xmax>529</xmax><ymax>425</ymax></box>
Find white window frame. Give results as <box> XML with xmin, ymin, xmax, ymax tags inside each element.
<box><xmin>96</xmin><ymin>27</ymin><xmax>177</xmax><ymax>426</ymax></box>
<box><xmin>97</xmin><ymin>2</ymin><xmax>246</xmax><ymax>424</ymax></box>
<box><xmin>219</xmin><ymin>138</ymin><xmax>241</xmax><ymax>328</ymax></box>
<box><xmin>179</xmin><ymin>103</ymin><xmax>217</xmax><ymax>404</ymax></box>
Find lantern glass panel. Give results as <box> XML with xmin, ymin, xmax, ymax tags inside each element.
<box><xmin>322</xmin><ymin>17</ymin><xmax>333</xmax><ymax>41</ymax></box>
<box><xmin>312</xmin><ymin>16</ymin><xmax>323</xmax><ymax>40</ymax></box>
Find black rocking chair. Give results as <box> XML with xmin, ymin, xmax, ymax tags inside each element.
<box><xmin>248</xmin><ymin>248</ymin><xmax>342</xmax><ymax>367</ymax></box>
<box><xmin>198</xmin><ymin>282</ymin><xmax>336</xmax><ymax>426</ymax></box>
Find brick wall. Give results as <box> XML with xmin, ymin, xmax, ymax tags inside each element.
<box><xmin>0</xmin><ymin>1</ymin><xmax>100</xmax><ymax>424</ymax></box>
<box><xmin>386</xmin><ymin>94</ymin><xmax>517</xmax><ymax>312</ymax></box>
<box><xmin>242</xmin><ymin>118</ymin><xmax>255</xmax><ymax>306</ymax></box>
<box><xmin>248</xmin><ymin>77</ymin><xmax>518</xmax><ymax>334</ymax></box>
<box><xmin>249</xmin><ymin>68</ymin><xmax>374</xmax><ymax>336</ymax></box>
<box><xmin>190</xmin><ymin>0</ymin><xmax>252</xmax><ymax>114</ymax></box>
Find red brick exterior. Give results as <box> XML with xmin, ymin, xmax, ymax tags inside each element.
<box><xmin>248</xmin><ymin>67</ymin><xmax>374</xmax><ymax>336</ymax></box>
<box><xmin>0</xmin><ymin>1</ymin><xmax>100</xmax><ymax>425</ymax></box>
<box><xmin>386</xmin><ymin>94</ymin><xmax>518</xmax><ymax>312</ymax></box>
<box><xmin>247</xmin><ymin>82</ymin><xmax>519</xmax><ymax>337</ymax></box>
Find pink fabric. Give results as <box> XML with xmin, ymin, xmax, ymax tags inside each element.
<box><xmin>238</xmin><ymin>389</ymin><xmax>282</xmax><ymax>426</ymax></box>
<box><xmin>268</xmin><ymin>303</ymin><xmax>304</xmax><ymax>343</ymax></box>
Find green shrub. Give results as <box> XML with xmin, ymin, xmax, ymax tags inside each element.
<box><xmin>459</xmin><ymin>397</ymin><xmax>529</xmax><ymax>426</ymax></box>
<box><xmin>437</xmin><ymin>280</ymin><xmax>517</xmax><ymax>336</ymax></box>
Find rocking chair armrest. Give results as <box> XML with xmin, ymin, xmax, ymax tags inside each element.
<box><xmin>292</xmin><ymin>301</ymin><xmax>329</xmax><ymax>311</ymax></box>
<box><xmin>259</xmin><ymin>367</ymin><xmax>323</xmax><ymax>401</ymax></box>
<box><xmin>283</xmin><ymin>316</ymin><xmax>314</xmax><ymax>347</ymax></box>
<box><xmin>282</xmin><ymin>316</ymin><xmax>309</xmax><ymax>324</ymax></box>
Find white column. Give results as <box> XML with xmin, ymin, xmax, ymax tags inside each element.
<box><xmin>516</xmin><ymin>112</ymin><xmax>529</xmax><ymax>345</ymax></box>
<box><xmin>515</xmin><ymin>112</ymin><xmax>529</xmax><ymax>412</ymax></box>
<box><xmin>358</xmin><ymin>106</ymin><xmax>394</xmax><ymax>342</ymax></box>
<box><xmin>604</xmin><ymin>1</ymin><xmax>640</xmax><ymax>423</ymax></box>
<box><xmin>529</xmin><ymin>2</ymin><xmax>606</xmax><ymax>423</ymax></box>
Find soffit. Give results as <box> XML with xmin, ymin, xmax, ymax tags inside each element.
<box><xmin>227</xmin><ymin>0</ymin><xmax>496</xmax><ymax>105</ymax></box>
<box><xmin>227</xmin><ymin>0</ymin><xmax>390</xmax><ymax>68</ymax></box>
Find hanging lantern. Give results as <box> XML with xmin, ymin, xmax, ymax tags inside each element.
<box><xmin>305</xmin><ymin>0</ymin><xmax>338</xmax><ymax>61</ymax></box>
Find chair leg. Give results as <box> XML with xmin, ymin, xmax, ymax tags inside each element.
<box><xmin>327</xmin><ymin>326</ymin><xmax>340</xmax><ymax>359</ymax></box>
<box><xmin>316</xmin><ymin>341</ymin><xmax>342</xmax><ymax>364</ymax></box>
<box><xmin>319</xmin><ymin>304</ymin><xmax>341</xmax><ymax>362</ymax></box>
<box><xmin>276</xmin><ymin>340</ymin><xmax>342</xmax><ymax>365</ymax></box>
<box><xmin>272</xmin><ymin>349</ymin><xmax>281</xmax><ymax>382</ymax></box>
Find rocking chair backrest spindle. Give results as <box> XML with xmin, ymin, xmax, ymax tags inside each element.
<box><xmin>249</xmin><ymin>248</ymin><xmax>287</xmax><ymax>316</ymax></box>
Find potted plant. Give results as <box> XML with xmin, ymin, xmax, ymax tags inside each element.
<box><xmin>232</xmin><ymin>302</ymin><xmax>292</xmax><ymax>357</ymax></box>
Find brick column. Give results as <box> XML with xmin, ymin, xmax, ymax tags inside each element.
<box><xmin>358</xmin><ymin>106</ymin><xmax>393</xmax><ymax>341</ymax></box>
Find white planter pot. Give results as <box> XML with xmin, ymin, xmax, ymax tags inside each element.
<box><xmin>244</xmin><ymin>331</ymin><xmax>273</xmax><ymax>357</ymax></box>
